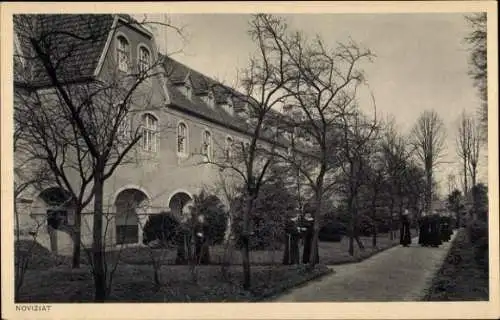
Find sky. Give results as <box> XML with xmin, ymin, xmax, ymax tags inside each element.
<box><xmin>139</xmin><ymin>13</ymin><xmax>487</xmax><ymax>196</ymax></box>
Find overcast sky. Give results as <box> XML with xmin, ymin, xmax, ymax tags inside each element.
<box><xmin>141</xmin><ymin>13</ymin><xmax>487</xmax><ymax>195</ymax></box>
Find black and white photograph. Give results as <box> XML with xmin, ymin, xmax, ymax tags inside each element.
<box><xmin>1</xmin><ymin>1</ymin><xmax>498</xmax><ymax>319</ymax></box>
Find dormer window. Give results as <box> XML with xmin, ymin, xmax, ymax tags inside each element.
<box><xmin>180</xmin><ymin>76</ymin><xmax>193</xmax><ymax>100</ymax></box>
<box><xmin>223</xmin><ymin>96</ymin><xmax>234</xmax><ymax>115</ymax></box>
<box><xmin>117</xmin><ymin>35</ymin><xmax>130</xmax><ymax>72</ymax></box>
<box><xmin>185</xmin><ymin>84</ymin><xmax>192</xmax><ymax>100</ymax></box>
<box><xmin>207</xmin><ymin>90</ymin><xmax>215</xmax><ymax>107</ymax></box>
<box><xmin>138</xmin><ymin>46</ymin><xmax>151</xmax><ymax>73</ymax></box>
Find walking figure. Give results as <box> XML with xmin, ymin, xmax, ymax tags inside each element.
<box><xmin>428</xmin><ymin>212</ymin><xmax>442</xmax><ymax>247</ymax></box>
<box><xmin>439</xmin><ymin>216</ymin><xmax>452</xmax><ymax>242</ymax></box>
<box><xmin>418</xmin><ymin>211</ymin><xmax>430</xmax><ymax>246</ymax></box>
<box><xmin>283</xmin><ymin>213</ymin><xmax>302</xmax><ymax>265</ymax></box>
<box><xmin>302</xmin><ymin>213</ymin><xmax>319</xmax><ymax>264</ymax></box>
<box><xmin>400</xmin><ymin>209</ymin><xmax>412</xmax><ymax>247</ymax></box>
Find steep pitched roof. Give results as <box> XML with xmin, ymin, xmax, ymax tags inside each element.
<box><xmin>164</xmin><ymin>57</ymin><xmax>248</xmax><ymax>128</ymax></box>
<box><xmin>13</xmin><ymin>14</ymin><xmax>116</xmax><ymax>87</ymax></box>
<box><xmin>163</xmin><ymin>56</ymin><xmax>298</xmax><ymax>148</ymax></box>
<box><xmin>13</xmin><ymin>14</ymin><xmax>309</xmax><ymax>154</ymax></box>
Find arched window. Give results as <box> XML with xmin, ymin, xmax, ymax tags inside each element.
<box><xmin>142</xmin><ymin>113</ymin><xmax>158</xmax><ymax>152</ymax></box>
<box><xmin>225</xmin><ymin>136</ymin><xmax>233</xmax><ymax>159</ymax></box>
<box><xmin>117</xmin><ymin>35</ymin><xmax>130</xmax><ymax>72</ymax></box>
<box><xmin>177</xmin><ymin>122</ymin><xmax>188</xmax><ymax>155</ymax></box>
<box><xmin>138</xmin><ymin>46</ymin><xmax>150</xmax><ymax>73</ymax></box>
<box><xmin>202</xmin><ymin>130</ymin><xmax>212</xmax><ymax>160</ymax></box>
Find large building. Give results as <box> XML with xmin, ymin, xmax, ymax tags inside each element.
<box><xmin>14</xmin><ymin>14</ymin><xmax>303</xmax><ymax>254</ymax></box>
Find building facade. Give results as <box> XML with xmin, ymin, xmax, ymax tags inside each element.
<box><xmin>14</xmin><ymin>14</ymin><xmax>301</xmax><ymax>254</ymax></box>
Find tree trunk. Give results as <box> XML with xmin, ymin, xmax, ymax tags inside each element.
<box><xmin>92</xmin><ymin>173</ymin><xmax>107</xmax><ymax>302</ymax></box>
<box><xmin>241</xmin><ymin>194</ymin><xmax>254</xmax><ymax>290</ymax></box>
<box><xmin>463</xmin><ymin>161</ymin><xmax>468</xmax><ymax>197</ymax></box>
<box><xmin>425</xmin><ymin>170</ymin><xmax>432</xmax><ymax>213</ymax></box>
<box><xmin>471</xmin><ymin>164</ymin><xmax>477</xmax><ymax>220</ymax></box>
<box><xmin>370</xmin><ymin>188</ymin><xmax>378</xmax><ymax>248</ymax></box>
<box><xmin>352</xmin><ymin>194</ymin><xmax>364</xmax><ymax>251</ymax></box>
<box><xmin>348</xmin><ymin>195</ymin><xmax>355</xmax><ymax>256</ymax></box>
<box><xmin>241</xmin><ymin>235</ymin><xmax>251</xmax><ymax>289</ymax></box>
<box><xmin>153</xmin><ymin>262</ymin><xmax>161</xmax><ymax>288</ymax></box>
<box><xmin>72</xmin><ymin>209</ymin><xmax>82</xmax><ymax>268</ymax></box>
<box><xmin>309</xmin><ymin>222</ymin><xmax>320</xmax><ymax>267</ymax></box>
<box><xmin>389</xmin><ymin>197</ymin><xmax>395</xmax><ymax>240</ymax></box>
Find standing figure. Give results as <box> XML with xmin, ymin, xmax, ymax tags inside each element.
<box><xmin>428</xmin><ymin>212</ymin><xmax>442</xmax><ymax>247</ymax></box>
<box><xmin>175</xmin><ymin>222</ymin><xmax>191</xmax><ymax>264</ymax></box>
<box><xmin>400</xmin><ymin>209</ymin><xmax>412</xmax><ymax>247</ymax></box>
<box><xmin>302</xmin><ymin>213</ymin><xmax>319</xmax><ymax>265</ymax></box>
<box><xmin>193</xmin><ymin>214</ymin><xmax>210</xmax><ymax>265</ymax></box>
<box><xmin>283</xmin><ymin>213</ymin><xmax>301</xmax><ymax>265</ymax></box>
<box><xmin>440</xmin><ymin>216</ymin><xmax>452</xmax><ymax>242</ymax></box>
<box><xmin>418</xmin><ymin>212</ymin><xmax>430</xmax><ymax>246</ymax></box>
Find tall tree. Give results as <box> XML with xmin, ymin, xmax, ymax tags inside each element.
<box><xmin>455</xmin><ymin>111</ymin><xmax>483</xmax><ymax>215</ymax></box>
<box><xmin>14</xmin><ymin>14</ymin><xmax>181</xmax><ymax>301</ymax></box>
<box><xmin>466</xmin><ymin>117</ymin><xmax>483</xmax><ymax>210</ymax></box>
<box><xmin>260</xmin><ymin>17</ymin><xmax>375</xmax><ymax>265</ymax></box>
<box><xmin>447</xmin><ymin>189</ymin><xmax>464</xmax><ymax>228</ymax></box>
<box><xmin>206</xmin><ymin>14</ymin><xmax>293</xmax><ymax>288</ymax></box>
<box><xmin>464</xmin><ymin>13</ymin><xmax>487</xmax><ymax>137</ymax></box>
<box><xmin>411</xmin><ymin>110</ymin><xmax>447</xmax><ymax>214</ymax></box>
<box><xmin>456</xmin><ymin>110</ymin><xmax>471</xmax><ymax>197</ymax></box>
<box><xmin>337</xmin><ymin>110</ymin><xmax>379</xmax><ymax>255</ymax></box>
<box><xmin>381</xmin><ymin>118</ymin><xmax>416</xmax><ymax>238</ymax></box>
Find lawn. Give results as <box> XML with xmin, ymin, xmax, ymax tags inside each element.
<box><xmin>15</xmin><ymin>230</ymin><xmax>408</xmax><ymax>302</ymax></box>
<box><xmin>422</xmin><ymin>228</ymin><xmax>489</xmax><ymax>301</ymax></box>
<box><xmin>16</xmin><ymin>264</ymin><xmax>331</xmax><ymax>302</ymax></box>
<box><xmin>116</xmin><ymin>231</ymin><xmax>409</xmax><ymax>266</ymax></box>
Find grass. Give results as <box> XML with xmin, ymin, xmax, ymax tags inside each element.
<box><xmin>15</xmin><ymin>231</ymin><xmax>406</xmax><ymax>270</ymax></box>
<box><xmin>422</xmin><ymin>228</ymin><xmax>489</xmax><ymax>301</ymax></box>
<box><xmin>115</xmin><ymin>231</ymin><xmax>407</xmax><ymax>266</ymax></box>
<box><xmin>16</xmin><ymin>264</ymin><xmax>332</xmax><ymax>302</ymax></box>
<box><xmin>15</xmin><ymin>231</ymin><xmax>405</xmax><ymax>302</ymax></box>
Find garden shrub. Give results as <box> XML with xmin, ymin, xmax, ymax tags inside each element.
<box><xmin>142</xmin><ymin>212</ymin><xmax>179</xmax><ymax>246</ymax></box>
<box><xmin>467</xmin><ymin>219</ymin><xmax>488</xmax><ymax>271</ymax></box>
<box><xmin>318</xmin><ymin>220</ymin><xmax>345</xmax><ymax>242</ymax></box>
<box><xmin>231</xmin><ymin>178</ymin><xmax>296</xmax><ymax>251</ymax></box>
<box><xmin>190</xmin><ymin>191</ymin><xmax>228</xmax><ymax>245</ymax></box>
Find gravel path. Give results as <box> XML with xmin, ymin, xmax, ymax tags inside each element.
<box><xmin>272</xmin><ymin>232</ymin><xmax>457</xmax><ymax>302</ymax></box>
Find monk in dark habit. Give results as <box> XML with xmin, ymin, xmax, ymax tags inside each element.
<box><xmin>418</xmin><ymin>212</ymin><xmax>430</xmax><ymax>247</ymax></box>
<box><xmin>302</xmin><ymin>213</ymin><xmax>319</xmax><ymax>264</ymax></box>
<box><xmin>400</xmin><ymin>209</ymin><xmax>412</xmax><ymax>247</ymax></box>
<box><xmin>283</xmin><ymin>213</ymin><xmax>301</xmax><ymax>265</ymax></box>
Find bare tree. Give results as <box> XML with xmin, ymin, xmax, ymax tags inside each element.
<box><xmin>464</xmin><ymin>13</ymin><xmax>487</xmax><ymax>137</ymax></box>
<box><xmin>13</xmin><ymin>123</ymin><xmax>52</xmax><ymax>300</ymax></box>
<box><xmin>456</xmin><ymin>110</ymin><xmax>471</xmax><ymax>197</ymax></box>
<box><xmin>202</xmin><ymin>14</ymin><xmax>294</xmax><ymax>289</ymax></box>
<box><xmin>379</xmin><ymin>118</ymin><xmax>415</xmax><ymax>239</ymax></box>
<box><xmin>337</xmin><ymin>109</ymin><xmax>379</xmax><ymax>256</ymax></box>
<box><xmin>411</xmin><ymin>110</ymin><xmax>447</xmax><ymax>214</ymax></box>
<box><xmin>14</xmin><ymin>14</ymin><xmax>182</xmax><ymax>301</ymax></box>
<box><xmin>455</xmin><ymin>111</ymin><xmax>483</xmax><ymax>218</ymax></box>
<box><xmin>248</xmin><ymin>14</ymin><xmax>375</xmax><ymax>266</ymax></box>
<box><xmin>466</xmin><ymin>117</ymin><xmax>482</xmax><ymax>196</ymax></box>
